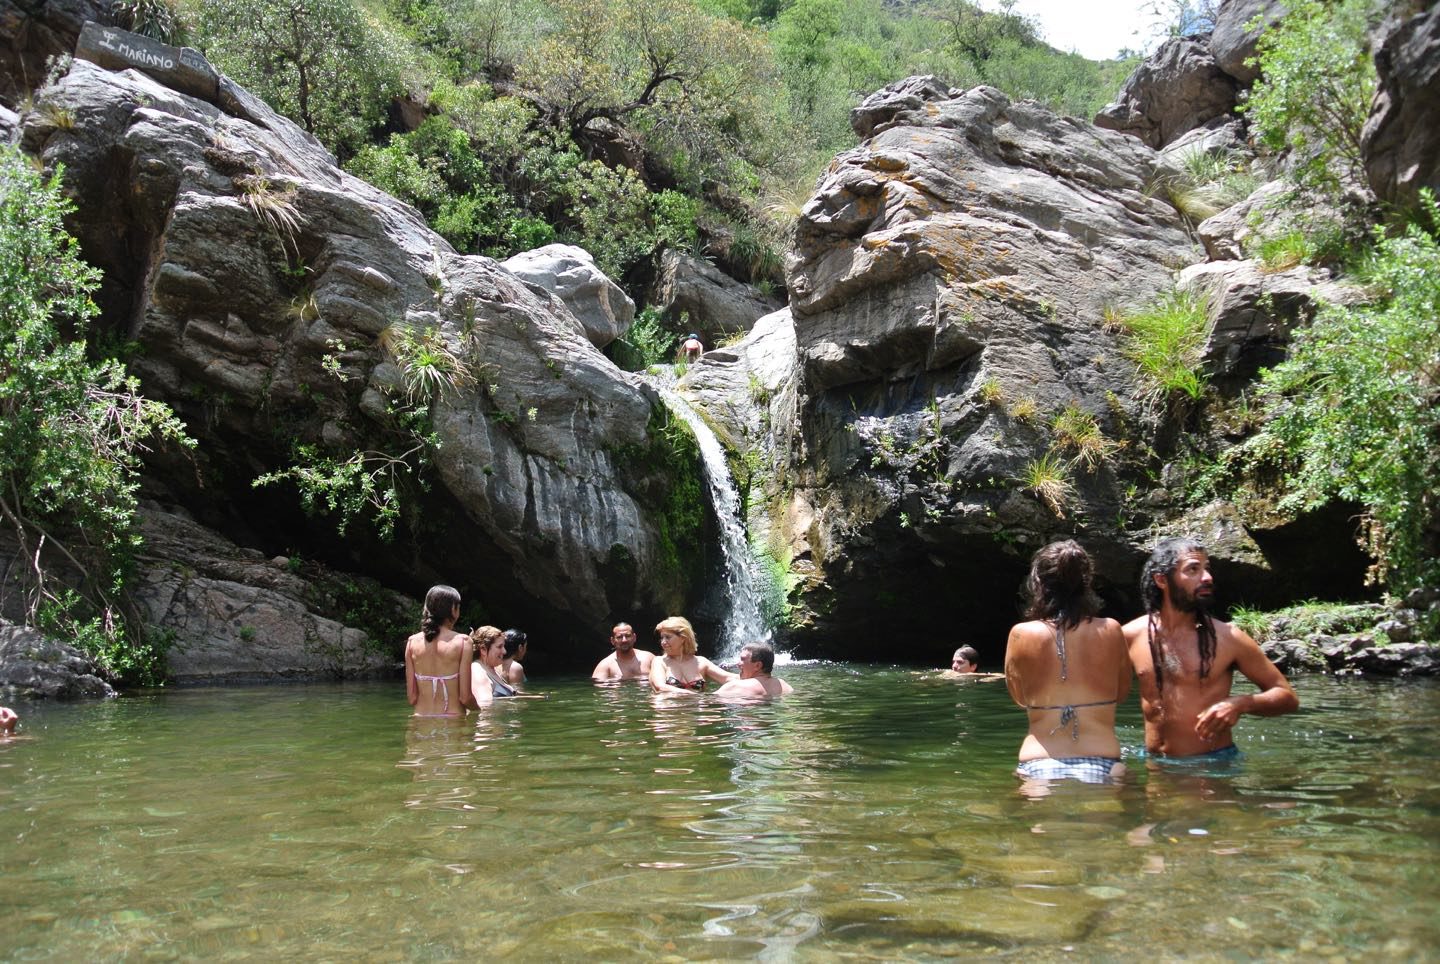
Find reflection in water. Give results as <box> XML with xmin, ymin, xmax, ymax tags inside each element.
<box><xmin>0</xmin><ymin>673</ymin><xmax>1436</xmax><ymax>959</ymax></box>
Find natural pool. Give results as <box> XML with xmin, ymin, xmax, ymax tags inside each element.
<box><xmin>1</xmin><ymin>667</ymin><xmax>1436</xmax><ymax>960</ymax></box>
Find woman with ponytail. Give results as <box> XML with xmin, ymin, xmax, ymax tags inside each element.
<box><xmin>1003</xmin><ymin>541</ymin><xmax>1131</xmax><ymax>786</ymax></box>
<box><xmin>405</xmin><ymin>585</ymin><xmax>476</xmax><ymax>716</ymax></box>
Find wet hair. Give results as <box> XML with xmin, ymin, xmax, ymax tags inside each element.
<box><xmin>1140</xmin><ymin>537</ymin><xmax>1216</xmax><ymax>693</ymax></box>
<box><xmin>471</xmin><ymin>625</ymin><xmax>503</xmax><ymax>656</ymax></box>
<box><xmin>611</xmin><ymin>623</ymin><xmax>634</xmax><ymax>639</ymax></box>
<box><xmin>421</xmin><ymin>585</ymin><xmax>462</xmax><ymax>641</ymax></box>
<box><xmin>502</xmin><ymin>629</ymin><xmax>527</xmax><ymax>659</ymax></box>
<box><xmin>655</xmin><ymin>616</ymin><xmax>697</xmax><ymax>658</ymax></box>
<box><xmin>953</xmin><ymin>645</ymin><xmax>980</xmax><ymax>667</ymax></box>
<box><xmin>1023</xmin><ymin>541</ymin><xmax>1101</xmax><ymax>630</ymax></box>
<box><xmin>742</xmin><ymin>641</ymin><xmax>776</xmax><ymax>674</ymax></box>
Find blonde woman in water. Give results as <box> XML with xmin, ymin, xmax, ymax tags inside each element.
<box><xmin>649</xmin><ymin>616</ymin><xmax>736</xmax><ymax>695</ymax></box>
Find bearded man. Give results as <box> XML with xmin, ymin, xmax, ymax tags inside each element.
<box><xmin>1123</xmin><ymin>538</ymin><xmax>1299</xmax><ymax>758</ymax></box>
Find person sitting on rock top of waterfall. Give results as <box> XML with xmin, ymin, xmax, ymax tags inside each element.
<box><xmin>499</xmin><ymin>628</ymin><xmax>528</xmax><ymax>689</ymax></box>
<box><xmin>715</xmin><ymin>642</ymin><xmax>793</xmax><ymax>700</ymax></box>
<box><xmin>405</xmin><ymin>585</ymin><xmax>477</xmax><ymax>717</ymax></box>
<box><xmin>1005</xmin><ymin>540</ymin><xmax>1132</xmax><ymax>786</ymax></box>
<box><xmin>592</xmin><ymin>622</ymin><xmax>655</xmax><ymax>681</ymax></box>
<box><xmin>649</xmin><ymin>616</ymin><xmax>736</xmax><ymax>695</ymax></box>
<box><xmin>681</xmin><ymin>333</ymin><xmax>703</xmax><ymax>361</ymax></box>
<box><xmin>1123</xmin><ymin>537</ymin><xmax>1299</xmax><ymax>760</ymax></box>
<box><xmin>943</xmin><ymin>645</ymin><xmax>1005</xmax><ymax>680</ymax></box>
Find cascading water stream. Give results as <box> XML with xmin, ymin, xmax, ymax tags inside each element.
<box><xmin>648</xmin><ymin>377</ymin><xmax>770</xmax><ymax>661</ymax></box>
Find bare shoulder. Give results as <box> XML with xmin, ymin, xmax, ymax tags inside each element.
<box><xmin>1120</xmin><ymin>614</ymin><xmax>1149</xmax><ymax>640</ymax></box>
<box><xmin>1007</xmin><ymin>620</ymin><xmax>1052</xmax><ymax>644</ymax></box>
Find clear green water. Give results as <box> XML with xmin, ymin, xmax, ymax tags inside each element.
<box><xmin>1</xmin><ymin>668</ymin><xmax>1436</xmax><ymax>960</ymax></box>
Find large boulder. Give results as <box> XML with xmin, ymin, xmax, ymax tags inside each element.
<box><xmin>1095</xmin><ymin>36</ymin><xmax>1239</xmax><ymax>149</ymax></box>
<box><xmin>766</xmin><ymin>79</ymin><xmax>1208</xmax><ymax>652</ymax></box>
<box><xmin>20</xmin><ymin>38</ymin><xmax>695</xmax><ymax>661</ymax></box>
<box><xmin>1177</xmin><ymin>259</ymin><xmax>1362</xmax><ymax>386</ymax></box>
<box><xmin>0</xmin><ymin>621</ymin><xmax>115</xmax><ymax>699</ymax></box>
<box><xmin>650</xmin><ymin>249</ymin><xmax>782</xmax><ymax>340</ymax></box>
<box><xmin>500</xmin><ymin>243</ymin><xmax>635</xmax><ymax>348</ymax></box>
<box><xmin>130</xmin><ymin>507</ymin><xmax>408</xmax><ymax>682</ymax></box>
<box><xmin>1210</xmin><ymin>0</ymin><xmax>1286</xmax><ymax>85</ymax></box>
<box><xmin>1362</xmin><ymin>5</ymin><xmax>1440</xmax><ymax>211</ymax></box>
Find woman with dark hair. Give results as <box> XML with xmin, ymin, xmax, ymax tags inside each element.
<box><xmin>498</xmin><ymin>629</ymin><xmax>527</xmax><ymax>689</ymax></box>
<box><xmin>1004</xmin><ymin>541</ymin><xmax>1131</xmax><ymax>784</ymax></box>
<box><xmin>405</xmin><ymin>585</ymin><xmax>476</xmax><ymax>717</ymax></box>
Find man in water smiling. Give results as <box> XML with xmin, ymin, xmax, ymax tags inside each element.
<box><xmin>716</xmin><ymin>642</ymin><xmax>793</xmax><ymax>699</ymax></box>
<box><xmin>591</xmin><ymin>622</ymin><xmax>654</xmax><ymax>681</ymax></box>
<box><xmin>1124</xmin><ymin>538</ymin><xmax>1298</xmax><ymax>758</ymax></box>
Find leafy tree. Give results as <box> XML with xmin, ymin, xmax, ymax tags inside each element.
<box><xmin>189</xmin><ymin>0</ymin><xmax>407</xmax><ymax>157</ymax></box>
<box><xmin>0</xmin><ymin>148</ymin><xmax>192</xmax><ymax>683</ymax></box>
<box><xmin>1246</xmin><ymin>191</ymin><xmax>1440</xmax><ymax>593</ymax></box>
<box><xmin>516</xmin><ymin>0</ymin><xmax>775</xmax><ymax>179</ymax></box>
<box><xmin>1241</xmin><ymin>0</ymin><xmax>1378</xmax><ymax>198</ymax></box>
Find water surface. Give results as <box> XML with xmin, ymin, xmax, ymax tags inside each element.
<box><xmin>1</xmin><ymin>668</ymin><xmax>1435</xmax><ymax>959</ymax></box>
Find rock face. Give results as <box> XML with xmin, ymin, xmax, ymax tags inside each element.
<box><xmin>1362</xmin><ymin>5</ymin><xmax>1440</xmax><ymax>211</ymax></box>
<box><xmin>0</xmin><ymin>0</ymin><xmax>109</xmax><ymax>106</ymax></box>
<box><xmin>131</xmin><ymin>507</ymin><xmax>409</xmax><ymax>682</ymax></box>
<box><xmin>500</xmin><ymin>243</ymin><xmax>635</xmax><ymax>348</ymax></box>
<box><xmin>650</xmin><ymin>249</ymin><xmax>782</xmax><ymax>341</ymax></box>
<box><xmin>1095</xmin><ymin>37</ymin><xmax>1239</xmax><ymax>149</ymax></box>
<box><xmin>716</xmin><ymin>80</ymin><xmax>1205</xmax><ymax>653</ymax></box>
<box><xmin>17</xmin><ymin>36</ymin><xmax>694</xmax><ymax>666</ymax></box>
<box><xmin>1210</xmin><ymin>0</ymin><xmax>1285</xmax><ymax>85</ymax></box>
<box><xmin>0</xmin><ymin>621</ymin><xmax>115</xmax><ymax>699</ymax></box>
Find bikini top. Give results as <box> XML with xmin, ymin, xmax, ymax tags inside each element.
<box><xmin>415</xmin><ymin>672</ymin><xmax>458</xmax><ymax>713</ymax></box>
<box><xmin>665</xmin><ymin>675</ymin><xmax>705</xmax><ymax>692</ymax></box>
<box><xmin>1022</xmin><ymin>620</ymin><xmax>1116</xmax><ymax>741</ymax></box>
<box><xmin>485</xmin><ymin>667</ymin><xmax>518</xmax><ymax>698</ymax></box>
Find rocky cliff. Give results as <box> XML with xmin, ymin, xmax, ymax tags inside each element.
<box><xmin>6</xmin><ymin>27</ymin><xmax>705</xmax><ymax>684</ymax></box>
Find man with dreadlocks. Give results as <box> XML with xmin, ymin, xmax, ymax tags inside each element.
<box><xmin>1123</xmin><ymin>538</ymin><xmax>1298</xmax><ymax>758</ymax></box>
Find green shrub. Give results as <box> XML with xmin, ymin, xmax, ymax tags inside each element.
<box><xmin>1241</xmin><ymin>0</ymin><xmax>1378</xmax><ymax>199</ymax></box>
<box><xmin>1117</xmin><ymin>290</ymin><xmax>1210</xmax><ymax>403</ymax></box>
<box><xmin>1247</xmin><ymin>190</ymin><xmax>1440</xmax><ymax>591</ymax></box>
<box><xmin>0</xmin><ymin>147</ymin><xmax>192</xmax><ymax>685</ymax></box>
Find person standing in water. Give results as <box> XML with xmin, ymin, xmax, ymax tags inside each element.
<box><xmin>1004</xmin><ymin>541</ymin><xmax>1132</xmax><ymax>785</ymax></box>
<box><xmin>470</xmin><ymin>626</ymin><xmax>519</xmax><ymax>701</ymax></box>
<box><xmin>649</xmin><ymin>617</ymin><xmax>735</xmax><ymax>694</ymax></box>
<box><xmin>499</xmin><ymin>629</ymin><xmax>528</xmax><ymax>689</ymax></box>
<box><xmin>592</xmin><ymin>622</ymin><xmax>654</xmax><ymax>681</ymax></box>
<box><xmin>1123</xmin><ymin>537</ymin><xmax>1298</xmax><ymax>759</ymax></box>
<box><xmin>405</xmin><ymin>585</ymin><xmax>476</xmax><ymax>717</ymax></box>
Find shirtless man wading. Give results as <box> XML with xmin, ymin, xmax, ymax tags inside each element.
<box><xmin>1123</xmin><ymin>538</ymin><xmax>1299</xmax><ymax>758</ymax></box>
<box><xmin>591</xmin><ymin>623</ymin><xmax>655</xmax><ymax>681</ymax></box>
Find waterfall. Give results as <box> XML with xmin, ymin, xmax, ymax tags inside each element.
<box><xmin>650</xmin><ymin>379</ymin><xmax>770</xmax><ymax>661</ymax></box>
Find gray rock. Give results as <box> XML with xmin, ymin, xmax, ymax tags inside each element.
<box><xmin>1210</xmin><ymin>0</ymin><xmax>1285</xmax><ymax>84</ymax></box>
<box><xmin>1375</xmin><ymin>619</ymin><xmax>1413</xmax><ymax>644</ymax></box>
<box><xmin>74</xmin><ymin>22</ymin><xmax>218</xmax><ymax>102</ymax></box>
<box><xmin>0</xmin><ymin>620</ymin><xmax>115</xmax><ymax>700</ymax></box>
<box><xmin>0</xmin><ymin>103</ymin><xmax>16</xmax><ymax>142</ymax></box>
<box><xmin>24</xmin><ymin>54</ymin><xmax>692</xmax><ymax>657</ymax></box>
<box><xmin>850</xmin><ymin>74</ymin><xmax>954</xmax><ymax>140</ymax></box>
<box><xmin>500</xmin><ymin>243</ymin><xmax>635</xmax><ymax>348</ymax></box>
<box><xmin>1095</xmin><ymin>36</ymin><xmax>1239</xmax><ymax>149</ymax></box>
<box><xmin>1362</xmin><ymin>6</ymin><xmax>1440</xmax><ymax>211</ymax></box>
<box><xmin>650</xmin><ymin>249</ymin><xmax>781</xmax><ymax>340</ymax></box>
<box><xmin>1195</xmin><ymin>179</ymin><xmax>1289</xmax><ymax>261</ymax></box>
<box><xmin>1155</xmin><ymin>115</ymin><xmax>1249</xmax><ymax>182</ymax></box>
<box><xmin>1177</xmin><ymin>259</ymin><xmax>1363</xmax><ymax>384</ymax></box>
<box><xmin>0</xmin><ymin>0</ymin><xmax>110</xmax><ymax>105</ymax></box>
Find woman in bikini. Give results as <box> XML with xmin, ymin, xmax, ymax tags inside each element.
<box><xmin>1004</xmin><ymin>541</ymin><xmax>1132</xmax><ymax>785</ymax></box>
<box><xmin>498</xmin><ymin>629</ymin><xmax>527</xmax><ymax>690</ymax></box>
<box><xmin>405</xmin><ymin>585</ymin><xmax>476</xmax><ymax>717</ymax></box>
<box><xmin>471</xmin><ymin>625</ymin><xmax>520</xmax><ymax>701</ymax></box>
<box><xmin>649</xmin><ymin>616</ymin><xmax>736</xmax><ymax>695</ymax></box>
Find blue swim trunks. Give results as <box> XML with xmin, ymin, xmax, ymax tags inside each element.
<box><xmin>1016</xmin><ymin>756</ymin><xmax>1124</xmax><ymax>784</ymax></box>
<box><xmin>1144</xmin><ymin>744</ymin><xmax>1241</xmax><ymax>763</ymax></box>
